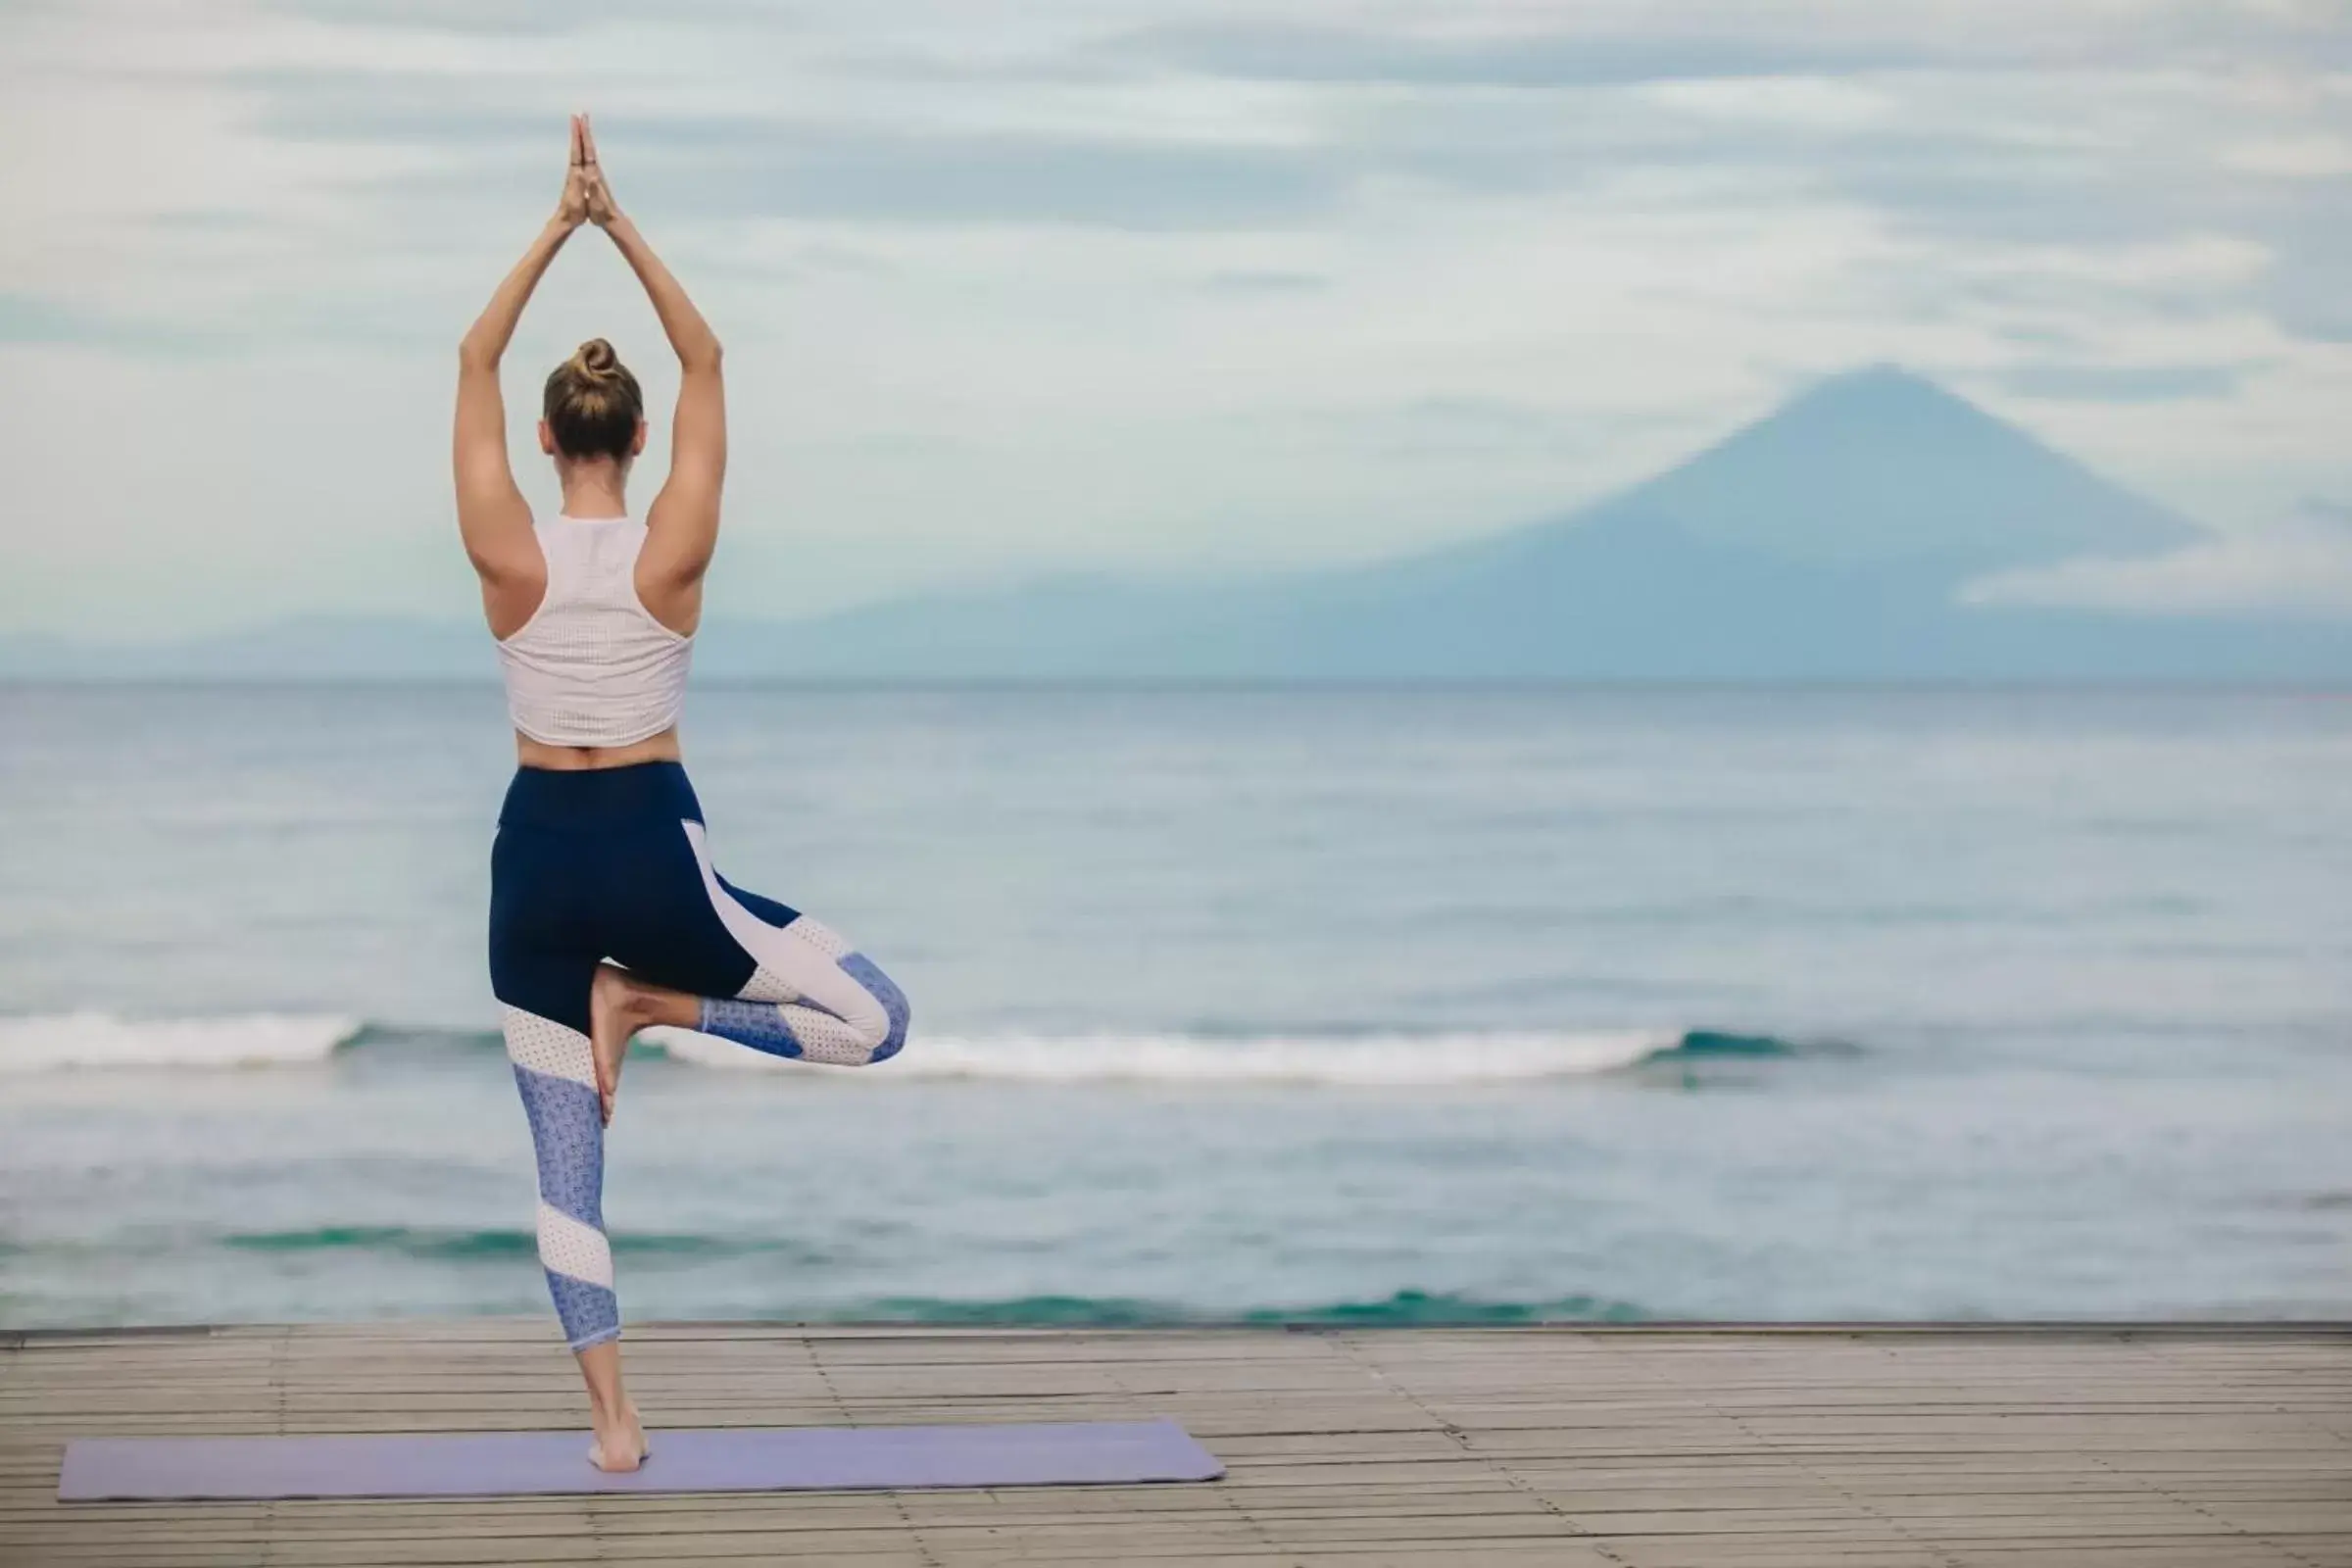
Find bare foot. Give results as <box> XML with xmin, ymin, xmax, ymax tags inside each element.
<box><xmin>588</xmin><ymin>963</ymin><xmax>646</xmax><ymax>1127</ymax></box>
<box><xmin>588</xmin><ymin>1400</ymin><xmax>650</xmax><ymax>1473</ymax></box>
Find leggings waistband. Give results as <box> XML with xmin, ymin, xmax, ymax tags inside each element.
<box><xmin>499</xmin><ymin>761</ymin><xmax>703</xmax><ymax>829</ymax></box>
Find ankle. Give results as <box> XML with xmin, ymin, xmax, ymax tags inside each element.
<box><xmin>627</xmin><ymin>983</ymin><xmax>694</xmax><ymax>1033</ymax></box>
<box><xmin>596</xmin><ymin>968</ymin><xmax>646</xmax><ymax>1025</ymax></box>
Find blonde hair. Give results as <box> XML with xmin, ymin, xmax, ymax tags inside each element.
<box><xmin>542</xmin><ymin>337</ymin><xmax>643</xmax><ymax>461</ymax></box>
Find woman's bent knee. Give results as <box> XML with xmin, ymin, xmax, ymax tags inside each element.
<box><xmin>842</xmin><ymin>955</ymin><xmax>909</xmax><ymax>1062</ymax></box>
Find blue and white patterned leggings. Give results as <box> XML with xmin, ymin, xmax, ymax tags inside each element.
<box><xmin>489</xmin><ymin>762</ymin><xmax>908</xmax><ymax>1350</ymax></box>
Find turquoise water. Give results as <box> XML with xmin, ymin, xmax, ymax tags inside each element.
<box><xmin>2</xmin><ymin>684</ymin><xmax>2349</xmax><ymax>1328</ymax></box>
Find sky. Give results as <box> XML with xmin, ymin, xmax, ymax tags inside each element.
<box><xmin>1</xmin><ymin>0</ymin><xmax>2348</xmax><ymax>639</ymax></box>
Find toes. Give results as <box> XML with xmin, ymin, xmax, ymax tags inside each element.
<box><xmin>593</xmin><ymin>1048</ymin><xmax>619</xmax><ymax>1125</ymax></box>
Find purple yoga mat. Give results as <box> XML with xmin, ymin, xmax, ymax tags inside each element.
<box><xmin>58</xmin><ymin>1418</ymin><xmax>1223</xmax><ymax>1500</ymax></box>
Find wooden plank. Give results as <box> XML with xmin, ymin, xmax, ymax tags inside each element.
<box><xmin>0</xmin><ymin>1325</ymin><xmax>2346</xmax><ymax>1567</ymax></box>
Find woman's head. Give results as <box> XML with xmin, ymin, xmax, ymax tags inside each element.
<box><xmin>539</xmin><ymin>338</ymin><xmax>646</xmax><ymax>466</ymax></box>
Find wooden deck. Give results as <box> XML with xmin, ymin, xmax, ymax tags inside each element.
<box><xmin>2</xmin><ymin>1322</ymin><xmax>2348</xmax><ymax>1567</ymax></box>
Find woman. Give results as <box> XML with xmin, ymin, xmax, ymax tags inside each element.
<box><xmin>456</xmin><ymin>116</ymin><xmax>910</xmax><ymax>1472</ymax></box>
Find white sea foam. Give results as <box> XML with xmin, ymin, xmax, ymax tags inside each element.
<box><xmin>643</xmin><ymin>1027</ymin><xmax>1686</xmax><ymax>1085</ymax></box>
<box><xmin>0</xmin><ymin>1015</ymin><xmax>1715</xmax><ymax>1083</ymax></box>
<box><xmin>0</xmin><ymin>1012</ymin><xmax>363</xmax><ymax>1073</ymax></box>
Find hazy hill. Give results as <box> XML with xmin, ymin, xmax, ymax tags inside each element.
<box><xmin>1603</xmin><ymin>364</ymin><xmax>2201</xmax><ymax>570</ymax></box>
<box><xmin>687</xmin><ymin>366</ymin><xmax>2339</xmax><ymax>681</ymax></box>
<box><xmin>9</xmin><ymin>366</ymin><xmax>2350</xmax><ymax>683</ymax></box>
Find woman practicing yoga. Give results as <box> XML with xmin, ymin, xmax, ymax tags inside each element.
<box><xmin>456</xmin><ymin>116</ymin><xmax>910</xmax><ymax>1471</ymax></box>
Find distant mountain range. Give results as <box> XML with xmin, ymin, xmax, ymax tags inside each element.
<box><xmin>10</xmin><ymin>366</ymin><xmax>2351</xmax><ymax>682</ymax></box>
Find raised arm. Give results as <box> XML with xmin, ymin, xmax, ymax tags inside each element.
<box><xmin>576</xmin><ymin>118</ymin><xmax>725</xmax><ymax>606</ymax></box>
<box><xmin>455</xmin><ymin>120</ymin><xmax>592</xmax><ymax>620</ymax></box>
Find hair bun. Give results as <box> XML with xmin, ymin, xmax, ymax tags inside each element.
<box><xmin>572</xmin><ymin>337</ymin><xmax>621</xmax><ymax>383</ymax></box>
<box><xmin>543</xmin><ymin>338</ymin><xmax>643</xmax><ymax>460</ymax></box>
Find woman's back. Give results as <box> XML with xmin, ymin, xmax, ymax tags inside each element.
<box><xmin>495</xmin><ymin>516</ymin><xmax>692</xmax><ymax>750</ymax></box>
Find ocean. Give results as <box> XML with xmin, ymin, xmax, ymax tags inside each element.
<box><xmin>3</xmin><ymin>683</ymin><xmax>2348</xmax><ymax>1330</ymax></box>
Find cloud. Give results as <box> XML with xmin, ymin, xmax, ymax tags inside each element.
<box><xmin>256</xmin><ymin>0</ymin><xmax>784</xmax><ymax>37</ymax></box>
<box><xmin>2</xmin><ymin>0</ymin><xmax>2349</xmax><ymax>635</ymax></box>
<box><xmin>0</xmin><ymin>292</ymin><xmax>240</xmax><ymax>355</ymax></box>
<box><xmin>1201</xmin><ymin>270</ymin><xmax>1330</xmax><ymax>294</ymax></box>
<box><xmin>1104</xmin><ymin>7</ymin><xmax>2352</xmax><ymax>87</ymax></box>
<box><xmin>88</xmin><ymin>3</ymin><xmax>2351</xmax><ymax>288</ymax></box>
<box><xmin>652</xmin><ymin>126</ymin><xmax>1343</xmax><ymax>230</ymax></box>
<box><xmin>2262</xmin><ymin>192</ymin><xmax>2352</xmax><ymax>343</ymax></box>
<box><xmin>194</xmin><ymin>7</ymin><xmax>2336</xmax><ymax>227</ymax></box>
<box><xmin>229</xmin><ymin>71</ymin><xmax>1348</xmax><ymax>230</ymax></box>
<box><xmin>0</xmin><ymin>292</ymin><xmax>96</xmax><ymax>346</ymax></box>
<box><xmin>1966</xmin><ymin>502</ymin><xmax>2352</xmax><ymax>616</ymax></box>
<box><xmin>1997</xmin><ymin>362</ymin><xmax>2245</xmax><ymax>403</ymax></box>
<box><xmin>1107</xmin><ymin>21</ymin><xmax>1948</xmax><ymax>88</ymax></box>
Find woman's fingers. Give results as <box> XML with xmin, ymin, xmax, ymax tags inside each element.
<box><xmin>556</xmin><ymin>116</ymin><xmax>610</xmax><ymax>226</ymax></box>
<box><xmin>573</xmin><ymin>115</ymin><xmax>620</xmax><ymax>225</ymax></box>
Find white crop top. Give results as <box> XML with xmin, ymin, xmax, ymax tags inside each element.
<box><xmin>495</xmin><ymin>516</ymin><xmax>693</xmax><ymax>748</ymax></box>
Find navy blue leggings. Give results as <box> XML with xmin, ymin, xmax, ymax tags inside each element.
<box><xmin>489</xmin><ymin>762</ymin><xmax>909</xmax><ymax>1349</ymax></box>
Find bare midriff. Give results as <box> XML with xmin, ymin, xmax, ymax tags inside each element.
<box><xmin>515</xmin><ymin>725</ymin><xmax>683</xmax><ymax>771</ymax></box>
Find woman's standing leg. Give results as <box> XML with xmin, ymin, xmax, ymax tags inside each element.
<box><xmin>496</xmin><ymin>983</ymin><xmax>617</xmax><ymax>1348</ymax></box>
<box><xmin>490</xmin><ymin>826</ymin><xmax>648</xmax><ymax>1471</ymax></box>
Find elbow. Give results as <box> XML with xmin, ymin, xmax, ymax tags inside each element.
<box><xmin>457</xmin><ymin>337</ymin><xmax>500</xmax><ymax>373</ymax></box>
<box><xmin>681</xmin><ymin>336</ymin><xmax>722</xmax><ymax>373</ymax></box>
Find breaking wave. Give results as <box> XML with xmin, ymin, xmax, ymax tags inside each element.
<box><xmin>0</xmin><ymin>1012</ymin><xmax>362</xmax><ymax>1073</ymax></box>
<box><xmin>646</xmin><ymin>1025</ymin><xmax>1797</xmax><ymax>1083</ymax></box>
<box><xmin>0</xmin><ymin>1012</ymin><xmax>1808</xmax><ymax>1083</ymax></box>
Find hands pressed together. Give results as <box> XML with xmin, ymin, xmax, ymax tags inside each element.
<box><xmin>556</xmin><ymin>113</ymin><xmax>621</xmax><ymax>231</ymax></box>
